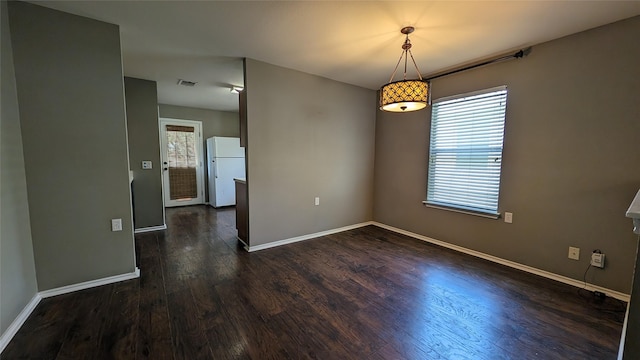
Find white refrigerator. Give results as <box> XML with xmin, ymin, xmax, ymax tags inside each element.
<box><xmin>206</xmin><ymin>137</ymin><xmax>245</xmax><ymax>207</ymax></box>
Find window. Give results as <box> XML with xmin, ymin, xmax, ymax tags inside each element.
<box><xmin>425</xmin><ymin>86</ymin><xmax>507</xmax><ymax>217</ymax></box>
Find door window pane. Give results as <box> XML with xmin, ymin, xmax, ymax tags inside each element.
<box><xmin>166</xmin><ymin>125</ymin><xmax>198</xmax><ymax>200</ymax></box>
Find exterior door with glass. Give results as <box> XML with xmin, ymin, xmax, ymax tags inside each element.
<box><xmin>160</xmin><ymin>119</ymin><xmax>204</xmax><ymax>207</ymax></box>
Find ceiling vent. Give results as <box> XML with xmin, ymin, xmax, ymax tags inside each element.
<box><xmin>177</xmin><ymin>79</ymin><xmax>197</xmax><ymax>87</ymax></box>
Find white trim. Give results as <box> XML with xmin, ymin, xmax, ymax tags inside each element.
<box><xmin>247</xmin><ymin>221</ymin><xmax>375</xmax><ymax>252</ymax></box>
<box><xmin>237</xmin><ymin>237</ymin><xmax>249</xmax><ymax>251</ymax></box>
<box><xmin>0</xmin><ymin>294</ymin><xmax>42</xmax><ymax>354</ymax></box>
<box><xmin>39</xmin><ymin>267</ymin><xmax>140</xmax><ymax>299</ymax></box>
<box><xmin>0</xmin><ymin>268</ymin><xmax>141</xmax><ymax>353</ymax></box>
<box><xmin>423</xmin><ymin>202</ymin><xmax>500</xmax><ymax>219</ymax></box>
<box><xmin>618</xmin><ymin>304</ymin><xmax>630</xmax><ymax>360</ymax></box>
<box><xmin>372</xmin><ymin>222</ymin><xmax>630</xmax><ymax>302</ymax></box>
<box><xmin>157</xmin><ymin>107</ymin><xmax>167</xmax><ymax>229</ymax></box>
<box><xmin>134</xmin><ymin>224</ymin><xmax>167</xmax><ymax>234</ymax></box>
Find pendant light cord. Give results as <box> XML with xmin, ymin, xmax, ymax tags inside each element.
<box><xmin>408</xmin><ymin>50</ymin><xmax>423</xmax><ymax>81</ymax></box>
<box><xmin>388</xmin><ymin>50</ymin><xmax>405</xmax><ymax>83</ymax></box>
<box><xmin>387</xmin><ymin>31</ymin><xmax>424</xmax><ymax>83</ymax></box>
<box><xmin>403</xmin><ymin>36</ymin><xmax>409</xmax><ymax>80</ymax></box>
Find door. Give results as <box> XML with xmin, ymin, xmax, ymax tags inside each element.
<box><xmin>160</xmin><ymin>118</ymin><xmax>205</xmax><ymax>207</ymax></box>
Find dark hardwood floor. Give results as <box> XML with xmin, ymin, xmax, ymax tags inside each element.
<box><xmin>3</xmin><ymin>205</ymin><xmax>625</xmax><ymax>359</ymax></box>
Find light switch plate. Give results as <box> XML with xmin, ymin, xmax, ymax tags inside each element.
<box><xmin>142</xmin><ymin>161</ymin><xmax>152</xmax><ymax>169</ymax></box>
<box><xmin>111</xmin><ymin>218</ymin><xmax>123</xmax><ymax>232</ymax></box>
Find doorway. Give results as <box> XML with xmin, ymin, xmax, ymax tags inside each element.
<box><xmin>159</xmin><ymin>118</ymin><xmax>205</xmax><ymax>207</ymax></box>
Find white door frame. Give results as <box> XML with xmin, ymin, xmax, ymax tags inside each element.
<box><xmin>159</xmin><ymin>118</ymin><xmax>205</xmax><ymax>207</ymax></box>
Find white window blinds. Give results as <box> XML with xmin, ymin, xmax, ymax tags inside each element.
<box><xmin>426</xmin><ymin>86</ymin><xmax>507</xmax><ymax>216</ymax></box>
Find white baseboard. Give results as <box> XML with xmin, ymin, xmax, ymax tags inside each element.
<box><xmin>247</xmin><ymin>221</ymin><xmax>375</xmax><ymax>252</ymax></box>
<box><xmin>39</xmin><ymin>267</ymin><xmax>140</xmax><ymax>299</ymax></box>
<box><xmin>238</xmin><ymin>220</ymin><xmax>629</xmax><ymax>300</ymax></box>
<box><xmin>0</xmin><ymin>268</ymin><xmax>141</xmax><ymax>354</ymax></box>
<box><xmin>134</xmin><ymin>225</ymin><xmax>167</xmax><ymax>234</ymax></box>
<box><xmin>236</xmin><ymin>237</ymin><xmax>249</xmax><ymax>251</ymax></box>
<box><xmin>373</xmin><ymin>222</ymin><xmax>630</xmax><ymax>302</ymax></box>
<box><xmin>0</xmin><ymin>293</ymin><xmax>42</xmax><ymax>353</ymax></box>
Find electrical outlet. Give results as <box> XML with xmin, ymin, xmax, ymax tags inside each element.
<box><xmin>314</xmin><ymin>197</ymin><xmax>320</xmax><ymax>206</ymax></box>
<box><xmin>591</xmin><ymin>252</ymin><xmax>605</xmax><ymax>268</ymax></box>
<box><xmin>504</xmin><ymin>212</ymin><xmax>513</xmax><ymax>223</ymax></box>
<box><xmin>568</xmin><ymin>246</ymin><xmax>580</xmax><ymax>260</ymax></box>
<box><xmin>141</xmin><ymin>161</ymin><xmax>153</xmax><ymax>169</ymax></box>
<box><xmin>111</xmin><ymin>218</ymin><xmax>123</xmax><ymax>232</ymax></box>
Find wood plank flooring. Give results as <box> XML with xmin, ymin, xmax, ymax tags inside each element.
<box><xmin>3</xmin><ymin>205</ymin><xmax>626</xmax><ymax>359</ymax></box>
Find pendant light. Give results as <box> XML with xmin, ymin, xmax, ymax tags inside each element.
<box><xmin>379</xmin><ymin>26</ymin><xmax>429</xmax><ymax>112</ymax></box>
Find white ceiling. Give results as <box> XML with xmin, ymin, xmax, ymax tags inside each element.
<box><xmin>32</xmin><ymin>1</ymin><xmax>640</xmax><ymax>112</ymax></box>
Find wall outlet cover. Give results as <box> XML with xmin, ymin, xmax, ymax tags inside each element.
<box><xmin>568</xmin><ymin>246</ymin><xmax>580</xmax><ymax>260</ymax></box>
<box><xmin>142</xmin><ymin>160</ymin><xmax>153</xmax><ymax>169</ymax></box>
<box><xmin>591</xmin><ymin>253</ymin><xmax>605</xmax><ymax>268</ymax></box>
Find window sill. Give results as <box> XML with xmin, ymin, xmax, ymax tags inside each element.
<box><xmin>422</xmin><ymin>201</ymin><xmax>500</xmax><ymax>219</ymax></box>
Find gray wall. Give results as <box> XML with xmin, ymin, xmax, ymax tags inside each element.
<box><xmin>158</xmin><ymin>104</ymin><xmax>239</xmax><ymax>203</ymax></box>
<box><xmin>245</xmin><ymin>59</ymin><xmax>376</xmax><ymax>246</ymax></box>
<box><xmin>0</xmin><ymin>0</ymin><xmax>38</xmax><ymax>335</ymax></box>
<box><xmin>373</xmin><ymin>16</ymin><xmax>640</xmax><ymax>294</ymax></box>
<box><xmin>158</xmin><ymin>104</ymin><xmax>239</xmax><ymax>139</ymax></box>
<box><xmin>8</xmin><ymin>2</ymin><xmax>136</xmax><ymax>290</ymax></box>
<box><xmin>125</xmin><ymin>77</ymin><xmax>164</xmax><ymax>229</ymax></box>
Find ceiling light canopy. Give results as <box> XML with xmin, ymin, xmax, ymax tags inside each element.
<box><xmin>380</xmin><ymin>26</ymin><xmax>429</xmax><ymax>113</ymax></box>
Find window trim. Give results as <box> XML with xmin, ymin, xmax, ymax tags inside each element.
<box><xmin>424</xmin><ymin>85</ymin><xmax>507</xmax><ymax>219</ymax></box>
<box><xmin>422</xmin><ymin>201</ymin><xmax>500</xmax><ymax>219</ymax></box>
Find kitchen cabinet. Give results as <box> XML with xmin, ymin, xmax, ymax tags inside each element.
<box><xmin>235</xmin><ymin>178</ymin><xmax>248</xmax><ymax>246</ymax></box>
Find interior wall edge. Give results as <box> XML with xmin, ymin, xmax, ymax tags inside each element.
<box><xmin>0</xmin><ymin>265</ymin><xmax>140</xmax><ymax>354</ymax></box>
<box><xmin>0</xmin><ymin>293</ymin><xmax>41</xmax><ymax>355</ymax></box>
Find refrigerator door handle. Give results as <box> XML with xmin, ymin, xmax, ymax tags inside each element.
<box><xmin>213</xmin><ymin>160</ymin><xmax>218</xmax><ymax>178</ymax></box>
